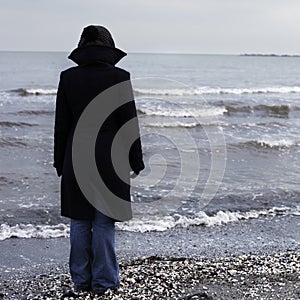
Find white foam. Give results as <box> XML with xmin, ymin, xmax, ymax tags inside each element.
<box><xmin>7</xmin><ymin>86</ymin><xmax>300</xmax><ymax>98</ymax></box>
<box><xmin>21</xmin><ymin>88</ymin><xmax>57</xmax><ymax>95</ymax></box>
<box><xmin>146</xmin><ymin>120</ymin><xmax>225</xmax><ymax>128</ymax></box>
<box><xmin>256</xmin><ymin>139</ymin><xmax>299</xmax><ymax>148</ymax></box>
<box><xmin>134</xmin><ymin>86</ymin><xmax>300</xmax><ymax>96</ymax></box>
<box><xmin>116</xmin><ymin>206</ymin><xmax>300</xmax><ymax>232</ymax></box>
<box><xmin>0</xmin><ymin>223</ymin><xmax>69</xmax><ymax>240</ymax></box>
<box><xmin>147</xmin><ymin>121</ymin><xmax>201</xmax><ymax>128</ymax></box>
<box><xmin>1</xmin><ymin>207</ymin><xmax>299</xmax><ymax>239</ymax></box>
<box><xmin>138</xmin><ymin>106</ymin><xmax>227</xmax><ymax>118</ymax></box>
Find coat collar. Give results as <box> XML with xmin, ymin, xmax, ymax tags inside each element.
<box><xmin>68</xmin><ymin>45</ymin><xmax>127</xmax><ymax>66</ymax></box>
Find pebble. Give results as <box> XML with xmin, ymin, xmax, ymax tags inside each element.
<box><xmin>0</xmin><ymin>251</ymin><xmax>299</xmax><ymax>299</ymax></box>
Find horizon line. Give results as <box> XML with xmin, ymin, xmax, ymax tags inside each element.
<box><xmin>0</xmin><ymin>50</ymin><xmax>300</xmax><ymax>56</ymax></box>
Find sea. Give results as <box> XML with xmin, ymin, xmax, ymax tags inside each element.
<box><xmin>0</xmin><ymin>51</ymin><xmax>300</xmax><ymax>239</ymax></box>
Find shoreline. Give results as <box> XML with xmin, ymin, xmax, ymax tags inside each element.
<box><xmin>0</xmin><ymin>214</ymin><xmax>299</xmax><ymax>299</ymax></box>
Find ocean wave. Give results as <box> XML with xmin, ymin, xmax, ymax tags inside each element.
<box><xmin>0</xmin><ymin>176</ymin><xmax>17</xmax><ymax>186</ymax></box>
<box><xmin>13</xmin><ymin>110</ymin><xmax>54</xmax><ymax>116</ymax></box>
<box><xmin>117</xmin><ymin>206</ymin><xmax>300</xmax><ymax>232</ymax></box>
<box><xmin>225</xmin><ymin>104</ymin><xmax>293</xmax><ymax>117</ymax></box>
<box><xmin>0</xmin><ymin>121</ymin><xmax>36</xmax><ymax>128</ymax></box>
<box><xmin>9</xmin><ymin>85</ymin><xmax>300</xmax><ymax>98</ymax></box>
<box><xmin>235</xmin><ymin>139</ymin><xmax>299</xmax><ymax>149</ymax></box>
<box><xmin>12</xmin><ymin>88</ymin><xmax>57</xmax><ymax>96</ymax></box>
<box><xmin>138</xmin><ymin>106</ymin><xmax>227</xmax><ymax>118</ymax></box>
<box><xmin>0</xmin><ymin>223</ymin><xmax>69</xmax><ymax>240</ymax></box>
<box><xmin>145</xmin><ymin>121</ymin><xmax>225</xmax><ymax>128</ymax></box>
<box><xmin>146</xmin><ymin>121</ymin><xmax>202</xmax><ymax>128</ymax></box>
<box><xmin>0</xmin><ymin>137</ymin><xmax>27</xmax><ymax>148</ymax></box>
<box><xmin>0</xmin><ymin>207</ymin><xmax>299</xmax><ymax>239</ymax></box>
<box><xmin>134</xmin><ymin>86</ymin><xmax>300</xmax><ymax>96</ymax></box>
<box><xmin>145</xmin><ymin>120</ymin><xmax>287</xmax><ymax>129</ymax></box>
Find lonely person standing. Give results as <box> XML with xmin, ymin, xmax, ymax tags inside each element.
<box><xmin>53</xmin><ymin>25</ymin><xmax>144</xmax><ymax>295</ymax></box>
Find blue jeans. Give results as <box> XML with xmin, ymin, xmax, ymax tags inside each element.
<box><xmin>69</xmin><ymin>210</ymin><xmax>119</xmax><ymax>291</ymax></box>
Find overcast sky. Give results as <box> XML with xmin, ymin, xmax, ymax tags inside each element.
<box><xmin>1</xmin><ymin>0</ymin><xmax>300</xmax><ymax>54</ymax></box>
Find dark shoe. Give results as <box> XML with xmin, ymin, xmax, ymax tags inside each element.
<box><xmin>62</xmin><ymin>289</ymin><xmax>79</xmax><ymax>298</ymax></box>
<box><xmin>92</xmin><ymin>287</ymin><xmax>118</xmax><ymax>296</ymax></box>
<box><xmin>74</xmin><ymin>283</ymin><xmax>90</xmax><ymax>293</ymax></box>
<box><xmin>91</xmin><ymin>288</ymin><xmax>106</xmax><ymax>296</ymax></box>
<box><xmin>91</xmin><ymin>285</ymin><xmax>119</xmax><ymax>296</ymax></box>
<box><xmin>91</xmin><ymin>291</ymin><xmax>105</xmax><ymax>299</ymax></box>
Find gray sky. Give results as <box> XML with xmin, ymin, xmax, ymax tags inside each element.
<box><xmin>1</xmin><ymin>0</ymin><xmax>300</xmax><ymax>54</ymax></box>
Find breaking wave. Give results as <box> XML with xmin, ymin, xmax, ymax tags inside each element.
<box><xmin>137</xmin><ymin>106</ymin><xmax>227</xmax><ymax>118</ymax></box>
<box><xmin>0</xmin><ymin>137</ymin><xmax>28</xmax><ymax>148</ymax></box>
<box><xmin>235</xmin><ymin>139</ymin><xmax>300</xmax><ymax>149</ymax></box>
<box><xmin>1</xmin><ymin>207</ymin><xmax>299</xmax><ymax>239</ymax></box>
<box><xmin>134</xmin><ymin>86</ymin><xmax>300</xmax><ymax>96</ymax></box>
<box><xmin>145</xmin><ymin>120</ymin><xmax>225</xmax><ymax>128</ymax></box>
<box><xmin>0</xmin><ymin>223</ymin><xmax>69</xmax><ymax>240</ymax></box>
<box><xmin>117</xmin><ymin>206</ymin><xmax>300</xmax><ymax>232</ymax></box>
<box><xmin>8</xmin><ymin>85</ymin><xmax>300</xmax><ymax>97</ymax></box>
<box><xmin>12</xmin><ymin>88</ymin><xmax>57</xmax><ymax>96</ymax></box>
<box><xmin>137</xmin><ymin>99</ymin><xmax>297</xmax><ymax>120</ymax></box>
<box><xmin>0</xmin><ymin>121</ymin><xmax>36</xmax><ymax>128</ymax></box>
<box><xmin>225</xmin><ymin>104</ymin><xmax>296</xmax><ymax>117</ymax></box>
<box><xmin>13</xmin><ymin>110</ymin><xmax>54</xmax><ymax>116</ymax></box>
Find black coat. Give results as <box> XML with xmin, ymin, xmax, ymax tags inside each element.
<box><xmin>54</xmin><ymin>45</ymin><xmax>144</xmax><ymax>221</ymax></box>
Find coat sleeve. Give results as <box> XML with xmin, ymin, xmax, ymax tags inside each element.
<box><xmin>117</xmin><ymin>76</ymin><xmax>145</xmax><ymax>175</ymax></box>
<box><xmin>128</xmin><ymin>100</ymin><xmax>145</xmax><ymax>175</ymax></box>
<box><xmin>53</xmin><ymin>73</ymin><xmax>72</xmax><ymax>177</ymax></box>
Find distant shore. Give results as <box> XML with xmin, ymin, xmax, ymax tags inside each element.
<box><xmin>241</xmin><ymin>53</ymin><xmax>300</xmax><ymax>57</ymax></box>
<box><xmin>0</xmin><ymin>214</ymin><xmax>299</xmax><ymax>299</ymax></box>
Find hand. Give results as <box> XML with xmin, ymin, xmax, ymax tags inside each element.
<box><xmin>56</xmin><ymin>168</ymin><xmax>62</xmax><ymax>177</ymax></box>
<box><xmin>130</xmin><ymin>171</ymin><xmax>138</xmax><ymax>179</ymax></box>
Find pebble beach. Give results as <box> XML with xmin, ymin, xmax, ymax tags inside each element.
<box><xmin>1</xmin><ymin>251</ymin><xmax>299</xmax><ymax>299</ymax></box>
<box><xmin>1</xmin><ymin>214</ymin><xmax>299</xmax><ymax>299</ymax></box>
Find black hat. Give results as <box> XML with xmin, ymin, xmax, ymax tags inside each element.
<box><xmin>69</xmin><ymin>25</ymin><xmax>126</xmax><ymax>65</ymax></box>
<box><xmin>78</xmin><ymin>25</ymin><xmax>115</xmax><ymax>48</ymax></box>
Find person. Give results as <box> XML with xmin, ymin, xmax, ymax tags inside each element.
<box><xmin>53</xmin><ymin>25</ymin><xmax>144</xmax><ymax>295</ymax></box>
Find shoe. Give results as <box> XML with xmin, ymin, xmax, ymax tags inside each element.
<box><xmin>91</xmin><ymin>288</ymin><xmax>106</xmax><ymax>296</ymax></box>
<box><xmin>91</xmin><ymin>285</ymin><xmax>119</xmax><ymax>296</ymax></box>
<box><xmin>74</xmin><ymin>283</ymin><xmax>91</xmax><ymax>293</ymax></box>
<box><xmin>62</xmin><ymin>289</ymin><xmax>79</xmax><ymax>298</ymax></box>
